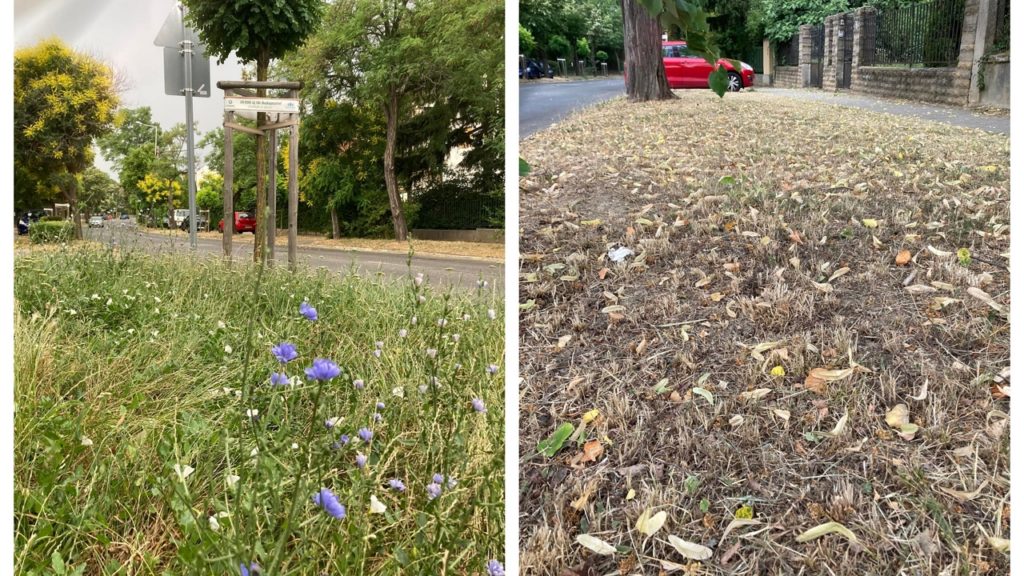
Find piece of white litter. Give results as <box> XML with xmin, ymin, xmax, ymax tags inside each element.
<box><xmin>608</xmin><ymin>246</ymin><xmax>634</xmax><ymax>262</ymax></box>
<box><xmin>80</xmin><ymin>436</ymin><xmax>93</xmax><ymax>447</ymax></box>
<box><xmin>369</xmin><ymin>495</ymin><xmax>387</xmax><ymax>514</ymax></box>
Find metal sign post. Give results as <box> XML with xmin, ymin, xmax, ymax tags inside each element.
<box><xmin>181</xmin><ymin>5</ymin><xmax>197</xmax><ymax>249</ymax></box>
<box><xmin>155</xmin><ymin>4</ymin><xmax>210</xmax><ymax>250</ymax></box>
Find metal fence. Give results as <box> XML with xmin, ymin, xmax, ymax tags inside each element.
<box><xmin>775</xmin><ymin>34</ymin><xmax>800</xmax><ymax>66</ymax></box>
<box><xmin>992</xmin><ymin>0</ymin><xmax>1009</xmax><ymax>52</ymax></box>
<box><xmin>873</xmin><ymin>0</ymin><xmax>964</xmax><ymax>67</ymax></box>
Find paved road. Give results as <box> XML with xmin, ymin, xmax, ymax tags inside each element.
<box><xmin>86</xmin><ymin>227</ymin><xmax>503</xmax><ymax>291</ymax></box>
<box><xmin>520</xmin><ymin>78</ymin><xmax>624</xmax><ymax>138</ymax></box>
<box><xmin>762</xmin><ymin>88</ymin><xmax>1009</xmax><ymax>135</ymax></box>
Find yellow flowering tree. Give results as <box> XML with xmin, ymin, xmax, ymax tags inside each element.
<box><xmin>14</xmin><ymin>38</ymin><xmax>119</xmax><ymax>238</ymax></box>
<box><xmin>137</xmin><ymin>173</ymin><xmax>184</xmax><ymax>225</ymax></box>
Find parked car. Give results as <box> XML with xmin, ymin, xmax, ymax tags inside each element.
<box><xmin>660</xmin><ymin>41</ymin><xmax>754</xmax><ymax>91</ymax></box>
<box><xmin>219</xmin><ymin>211</ymin><xmax>257</xmax><ymax>234</ymax></box>
<box><xmin>520</xmin><ymin>59</ymin><xmax>555</xmax><ymax>80</ymax></box>
<box><xmin>88</xmin><ymin>215</ymin><xmax>105</xmax><ymax>228</ymax></box>
<box><xmin>179</xmin><ymin>214</ymin><xmax>209</xmax><ymax>231</ymax></box>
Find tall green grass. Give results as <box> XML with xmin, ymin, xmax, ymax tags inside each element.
<box><xmin>14</xmin><ymin>247</ymin><xmax>504</xmax><ymax>575</ymax></box>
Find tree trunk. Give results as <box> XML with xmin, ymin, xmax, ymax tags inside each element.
<box><xmin>330</xmin><ymin>206</ymin><xmax>340</xmax><ymax>239</ymax></box>
<box><xmin>61</xmin><ymin>177</ymin><xmax>82</xmax><ymax>240</ymax></box>
<box><xmin>253</xmin><ymin>51</ymin><xmax>269</xmax><ymax>263</ymax></box>
<box><xmin>167</xmin><ymin>185</ymin><xmax>175</xmax><ymax>230</ymax></box>
<box><xmin>383</xmin><ymin>86</ymin><xmax>408</xmax><ymax>241</ymax></box>
<box><xmin>622</xmin><ymin>0</ymin><xmax>674</xmax><ymax>102</ymax></box>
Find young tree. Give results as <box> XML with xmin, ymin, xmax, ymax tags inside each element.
<box><xmin>14</xmin><ymin>39</ymin><xmax>119</xmax><ymax>238</ymax></box>
<box><xmin>183</xmin><ymin>0</ymin><xmax>322</xmax><ymax>260</ymax></box>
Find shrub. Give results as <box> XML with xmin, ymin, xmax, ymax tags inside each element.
<box><xmin>596</xmin><ymin>50</ymin><xmax>609</xmax><ymax>62</ymax></box>
<box><xmin>28</xmin><ymin>221</ymin><xmax>73</xmax><ymax>244</ymax></box>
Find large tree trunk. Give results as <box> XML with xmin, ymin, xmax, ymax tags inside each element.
<box><xmin>253</xmin><ymin>51</ymin><xmax>269</xmax><ymax>264</ymax></box>
<box><xmin>383</xmin><ymin>86</ymin><xmax>408</xmax><ymax>241</ymax></box>
<box><xmin>622</xmin><ymin>0</ymin><xmax>674</xmax><ymax>102</ymax></box>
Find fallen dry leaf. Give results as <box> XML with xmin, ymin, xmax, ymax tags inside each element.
<box><xmin>635</xmin><ymin>508</ymin><xmax>668</xmax><ymax>537</ymax></box>
<box><xmin>795</xmin><ymin>521</ymin><xmax>859</xmax><ymax>544</ymax></box>
<box><xmin>575</xmin><ymin>534</ymin><xmax>617</xmax><ymax>556</ymax></box>
<box><xmin>667</xmin><ymin>535</ymin><xmax>713</xmax><ymax>560</ymax></box>
<box><xmin>895</xmin><ymin>250</ymin><xmax>912</xmax><ymax>265</ymax></box>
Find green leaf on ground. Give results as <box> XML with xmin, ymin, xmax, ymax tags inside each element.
<box><xmin>537</xmin><ymin>423</ymin><xmax>575</xmax><ymax>457</ymax></box>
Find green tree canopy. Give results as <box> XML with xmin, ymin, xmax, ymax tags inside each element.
<box><xmin>78</xmin><ymin>167</ymin><xmax>121</xmax><ymax>214</ymax></box>
<box><xmin>97</xmin><ymin>107</ymin><xmax>159</xmax><ymax>173</ymax></box>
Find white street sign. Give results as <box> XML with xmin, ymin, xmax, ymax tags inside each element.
<box><xmin>224</xmin><ymin>97</ymin><xmax>300</xmax><ymax>113</ymax></box>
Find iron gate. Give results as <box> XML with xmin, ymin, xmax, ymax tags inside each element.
<box><xmin>838</xmin><ymin>13</ymin><xmax>854</xmax><ymax>88</ymax></box>
<box><xmin>809</xmin><ymin>24</ymin><xmax>824</xmax><ymax>87</ymax></box>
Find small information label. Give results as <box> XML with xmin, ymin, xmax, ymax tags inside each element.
<box><xmin>224</xmin><ymin>98</ymin><xmax>300</xmax><ymax>113</ymax></box>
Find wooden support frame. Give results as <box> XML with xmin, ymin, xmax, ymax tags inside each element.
<box><xmin>219</xmin><ymin>85</ymin><xmax>302</xmax><ymax>272</ymax></box>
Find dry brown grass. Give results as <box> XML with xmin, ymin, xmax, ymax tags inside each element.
<box><xmin>518</xmin><ymin>91</ymin><xmax>1009</xmax><ymax>575</ymax></box>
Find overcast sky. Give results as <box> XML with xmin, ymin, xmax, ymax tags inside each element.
<box><xmin>15</xmin><ymin>0</ymin><xmax>246</xmax><ymax>176</ymax></box>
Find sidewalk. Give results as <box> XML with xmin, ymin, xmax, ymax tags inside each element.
<box><xmin>760</xmin><ymin>87</ymin><xmax>1009</xmax><ymax>135</ymax></box>
<box><xmin>157</xmin><ymin>228</ymin><xmax>504</xmax><ymax>261</ymax></box>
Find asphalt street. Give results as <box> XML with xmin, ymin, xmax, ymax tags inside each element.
<box><xmin>85</xmin><ymin>226</ymin><xmax>503</xmax><ymax>292</ymax></box>
<box><xmin>519</xmin><ymin>78</ymin><xmax>625</xmax><ymax>138</ymax></box>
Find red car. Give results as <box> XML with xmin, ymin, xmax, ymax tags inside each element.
<box><xmin>218</xmin><ymin>211</ymin><xmax>257</xmax><ymax>234</ymax></box>
<box><xmin>661</xmin><ymin>41</ymin><xmax>754</xmax><ymax>91</ymax></box>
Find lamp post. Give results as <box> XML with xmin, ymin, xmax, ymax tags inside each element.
<box><xmin>130</xmin><ymin>121</ymin><xmax>160</xmax><ymax>158</ymax></box>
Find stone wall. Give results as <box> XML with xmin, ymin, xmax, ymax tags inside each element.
<box><xmin>773</xmin><ymin>66</ymin><xmax>801</xmax><ymax>88</ymax></box>
<box><xmin>412</xmin><ymin>228</ymin><xmax>503</xmax><ymax>244</ymax></box>
<box><xmin>770</xmin><ymin>0</ymin><xmax>1007</xmax><ymax>109</ymax></box>
<box><xmin>852</xmin><ymin>66</ymin><xmax>968</xmax><ymax>106</ymax></box>
<box><xmin>978</xmin><ymin>56</ymin><xmax>1010</xmax><ymax>108</ymax></box>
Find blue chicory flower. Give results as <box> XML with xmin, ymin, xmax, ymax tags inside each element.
<box><xmin>447</xmin><ymin>476</ymin><xmax>458</xmax><ymax>489</ymax></box>
<box><xmin>376</xmin><ymin>401</ymin><xmax>386</xmax><ymax>410</ymax></box>
<box><xmin>432</xmin><ymin>473</ymin><xmax>445</xmax><ymax>484</ymax></box>
<box><xmin>269</xmin><ymin>372</ymin><xmax>289</xmax><ymax>387</ymax></box>
<box><xmin>487</xmin><ymin>364</ymin><xmax>499</xmax><ymax>375</ymax></box>
<box><xmin>299</xmin><ymin>301</ymin><xmax>318</xmax><ymax>321</ymax></box>
<box><xmin>388</xmin><ymin>478</ymin><xmax>406</xmax><ymax>492</ymax></box>
<box><xmin>358</xmin><ymin>427</ymin><xmax>373</xmax><ymax>442</ymax></box>
<box><xmin>271</xmin><ymin>342</ymin><xmax>298</xmax><ymax>363</ymax></box>
<box><xmin>311</xmin><ymin>487</ymin><xmax>346</xmax><ymax>520</ymax></box>
<box><xmin>426</xmin><ymin>482</ymin><xmax>442</xmax><ymax>501</ymax></box>
<box><xmin>472</xmin><ymin>398</ymin><xmax>486</xmax><ymax>413</ymax></box>
<box><xmin>487</xmin><ymin>560</ymin><xmax>505</xmax><ymax>576</ymax></box>
<box><xmin>331</xmin><ymin>434</ymin><xmax>350</xmax><ymax>450</ymax></box>
<box><xmin>353</xmin><ymin>378</ymin><xmax>365</xmax><ymax>390</ymax></box>
<box><xmin>240</xmin><ymin>562</ymin><xmax>260</xmax><ymax>576</ymax></box>
<box><xmin>305</xmin><ymin>358</ymin><xmax>341</xmax><ymax>381</ymax></box>
<box><xmin>356</xmin><ymin>453</ymin><xmax>368</xmax><ymax>468</ymax></box>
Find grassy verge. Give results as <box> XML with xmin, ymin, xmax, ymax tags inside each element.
<box><xmin>15</xmin><ymin>246</ymin><xmax>504</xmax><ymax>575</ymax></box>
<box><xmin>519</xmin><ymin>91</ymin><xmax>1009</xmax><ymax>575</ymax></box>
